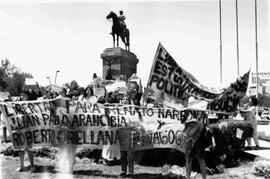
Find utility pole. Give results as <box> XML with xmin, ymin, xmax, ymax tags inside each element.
<box><xmin>236</xmin><ymin>0</ymin><xmax>240</xmax><ymax>76</ymax></box>
<box><xmin>219</xmin><ymin>0</ymin><xmax>223</xmax><ymax>84</ymax></box>
<box><xmin>254</xmin><ymin>0</ymin><xmax>259</xmax><ymax>99</ymax></box>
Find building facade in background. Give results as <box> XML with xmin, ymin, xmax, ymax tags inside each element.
<box><xmin>249</xmin><ymin>72</ymin><xmax>270</xmax><ymax>96</ymax></box>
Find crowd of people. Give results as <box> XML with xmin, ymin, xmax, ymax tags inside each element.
<box><xmin>1</xmin><ymin>73</ymin><xmax>144</xmax><ymax>176</ymax></box>
<box><xmin>0</xmin><ymin>72</ymin><xmax>262</xmax><ymax>178</ymax></box>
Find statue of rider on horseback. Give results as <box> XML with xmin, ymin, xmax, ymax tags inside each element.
<box><xmin>106</xmin><ymin>10</ymin><xmax>130</xmax><ymax>51</ymax></box>
<box><xmin>118</xmin><ymin>10</ymin><xmax>126</xmax><ymax>30</ymax></box>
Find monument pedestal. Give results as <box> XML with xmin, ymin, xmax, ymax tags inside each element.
<box><xmin>101</xmin><ymin>47</ymin><xmax>139</xmax><ymax>80</ymax></box>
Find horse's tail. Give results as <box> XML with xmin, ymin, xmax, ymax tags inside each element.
<box><xmin>126</xmin><ymin>28</ymin><xmax>130</xmax><ymax>46</ymax></box>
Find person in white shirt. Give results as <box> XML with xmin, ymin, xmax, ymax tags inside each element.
<box><xmin>82</xmin><ymin>86</ymin><xmax>98</xmax><ymax>103</ymax></box>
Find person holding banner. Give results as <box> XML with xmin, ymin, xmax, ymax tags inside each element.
<box><xmin>101</xmin><ymin>95</ymin><xmax>121</xmax><ymax>165</ymax></box>
<box><xmin>240</xmin><ymin>97</ymin><xmax>260</xmax><ymax>150</ymax></box>
<box><xmin>119</xmin><ymin>95</ymin><xmax>135</xmax><ymax>177</ymax></box>
<box><xmin>82</xmin><ymin>86</ymin><xmax>98</xmax><ymax>103</ymax></box>
<box><xmin>1</xmin><ymin>96</ymin><xmax>12</xmax><ymax>143</ymax></box>
<box><xmin>16</xmin><ymin>90</ymin><xmax>35</xmax><ymax>172</ymax></box>
<box><xmin>184</xmin><ymin>112</ymin><xmax>207</xmax><ymax>179</ymax></box>
<box><xmin>127</xmin><ymin>74</ymin><xmax>143</xmax><ymax>106</ymax></box>
<box><xmin>77</xmin><ymin>87</ymin><xmax>85</xmax><ymax>101</ymax></box>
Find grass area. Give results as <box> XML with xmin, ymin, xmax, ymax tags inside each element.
<box><xmin>1</xmin><ymin>123</ymin><xmax>269</xmax><ymax>178</ymax></box>
<box><xmin>0</xmin><ymin>154</ymin><xmax>267</xmax><ymax>179</ymax></box>
<box><xmin>0</xmin><ymin>155</ymin><xmax>167</xmax><ymax>179</ymax></box>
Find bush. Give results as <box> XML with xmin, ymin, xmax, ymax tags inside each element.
<box><xmin>76</xmin><ymin>149</ymin><xmax>102</xmax><ymax>163</ymax></box>
<box><xmin>205</xmin><ymin>119</ymin><xmax>254</xmax><ymax>170</ymax></box>
<box><xmin>253</xmin><ymin>160</ymin><xmax>270</xmax><ymax>177</ymax></box>
<box><xmin>32</xmin><ymin>146</ymin><xmax>58</xmax><ymax>159</ymax></box>
<box><xmin>135</xmin><ymin>149</ymin><xmax>186</xmax><ymax>167</ymax></box>
<box><xmin>208</xmin><ymin>119</ymin><xmax>253</xmax><ymax>151</ymax></box>
<box><xmin>0</xmin><ymin>119</ymin><xmax>254</xmax><ymax>174</ymax></box>
<box><xmin>161</xmin><ymin>164</ymin><xmax>187</xmax><ymax>178</ymax></box>
<box><xmin>0</xmin><ymin>146</ymin><xmax>58</xmax><ymax>159</ymax></box>
<box><xmin>0</xmin><ymin>146</ymin><xmax>19</xmax><ymax>157</ymax></box>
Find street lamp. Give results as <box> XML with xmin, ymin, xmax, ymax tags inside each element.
<box><xmin>46</xmin><ymin>77</ymin><xmax>51</xmax><ymax>85</ymax></box>
<box><xmin>55</xmin><ymin>70</ymin><xmax>60</xmax><ymax>84</ymax></box>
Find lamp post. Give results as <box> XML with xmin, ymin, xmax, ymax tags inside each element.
<box><xmin>46</xmin><ymin>77</ymin><xmax>51</xmax><ymax>85</ymax></box>
<box><xmin>55</xmin><ymin>70</ymin><xmax>60</xmax><ymax>84</ymax></box>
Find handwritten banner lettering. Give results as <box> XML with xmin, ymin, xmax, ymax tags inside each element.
<box><xmin>0</xmin><ymin>99</ymin><xmax>206</xmax><ymax>151</ymax></box>
<box><xmin>146</xmin><ymin>43</ymin><xmax>220</xmax><ymax>107</ymax></box>
<box><xmin>207</xmin><ymin>71</ymin><xmax>250</xmax><ymax>113</ymax></box>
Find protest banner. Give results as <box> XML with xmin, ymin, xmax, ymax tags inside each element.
<box><xmin>0</xmin><ymin>99</ymin><xmax>206</xmax><ymax>152</ymax></box>
<box><xmin>93</xmin><ymin>87</ymin><xmax>105</xmax><ymax>98</ymax></box>
<box><xmin>118</xmin><ymin>86</ymin><xmax>128</xmax><ymax>94</ymax></box>
<box><xmin>118</xmin><ymin>116</ymin><xmax>186</xmax><ymax>152</ymax></box>
<box><xmin>145</xmin><ymin>43</ymin><xmax>220</xmax><ymax>107</ymax></box>
<box><xmin>0</xmin><ymin>99</ymin><xmax>123</xmax><ymax>150</ymax></box>
<box><xmin>0</xmin><ymin>92</ymin><xmax>10</xmax><ymax>101</ymax></box>
<box><xmin>207</xmin><ymin>71</ymin><xmax>250</xmax><ymax>113</ymax></box>
<box><xmin>128</xmin><ymin>73</ymin><xmax>142</xmax><ymax>87</ymax></box>
<box><xmin>105</xmin><ymin>80</ymin><xmax>127</xmax><ymax>93</ymax></box>
<box><xmin>49</xmin><ymin>84</ymin><xmax>63</xmax><ymax>93</ymax></box>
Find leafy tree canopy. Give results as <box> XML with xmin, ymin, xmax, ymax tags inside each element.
<box><xmin>0</xmin><ymin>58</ymin><xmax>32</xmax><ymax>96</ymax></box>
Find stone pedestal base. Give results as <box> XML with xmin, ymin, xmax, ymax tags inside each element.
<box><xmin>101</xmin><ymin>47</ymin><xmax>139</xmax><ymax>80</ymax></box>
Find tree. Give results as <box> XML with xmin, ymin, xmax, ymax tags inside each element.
<box><xmin>1</xmin><ymin>58</ymin><xmax>16</xmax><ymax>77</ymax></box>
<box><xmin>0</xmin><ymin>58</ymin><xmax>32</xmax><ymax>96</ymax></box>
<box><xmin>7</xmin><ymin>72</ymin><xmax>25</xmax><ymax>96</ymax></box>
<box><xmin>0</xmin><ymin>68</ymin><xmax>7</xmax><ymax>90</ymax></box>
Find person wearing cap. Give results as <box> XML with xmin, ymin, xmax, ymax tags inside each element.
<box><xmin>119</xmin><ymin>10</ymin><xmax>126</xmax><ymax>29</ymax></box>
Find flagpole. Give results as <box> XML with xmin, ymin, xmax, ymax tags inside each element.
<box><xmin>254</xmin><ymin>0</ymin><xmax>259</xmax><ymax>98</ymax></box>
<box><xmin>219</xmin><ymin>0</ymin><xmax>223</xmax><ymax>84</ymax></box>
<box><xmin>235</xmin><ymin>0</ymin><xmax>240</xmax><ymax>76</ymax></box>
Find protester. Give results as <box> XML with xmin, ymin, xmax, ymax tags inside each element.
<box><xmin>55</xmin><ymin>87</ymin><xmax>78</xmax><ymax>173</ymax></box>
<box><xmin>184</xmin><ymin>112</ymin><xmax>207</xmax><ymax>179</ymax></box>
<box><xmin>16</xmin><ymin>90</ymin><xmax>35</xmax><ymax>172</ymax></box>
<box><xmin>127</xmin><ymin>75</ymin><xmax>143</xmax><ymax>106</ymax></box>
<box><xmin>119</xmin><ymin>74</ymin><xmax>127</xmax><ymax>83</ymax></box>
<box><xmin>101</xmin><ymin>90</ymin><xmax>121</xmax><ymax>165</ymax></box>
<box><xmin>51</xmin><ymin>91</ymin><xmax>59</xmax><ymax>99</ymax></box>
<box><xmin>101</xmin><ymin>137</ymin><xmax>121</xmax><ymax>166</ymax></box>
<box><xmin>82</xmin><ymin>86</ymin><xmax>97</xmax><ymax>103</ymax></box>
<box><xmin>120</xmin><ymin>95</ymin><xmax>130</xmax><ymax>105</ymax></box>
<box><xmin>82</xmin><ymin>85</ymin><xmax>102</xmax><ymax>163</ymax></box>
<box><xmin>44</xmin><ymin>89</ymin><xmax>52</xmax><ymax>99</ymax></box>
<box><xmin>118</xmin><ymin>94</ymin><xmax>136</xmax><ymax>176</ymax></box>
<box><xmin>0</xmin><ymin>94</ymin><xmax>12</xmax><ymax>142</ymax></box>
<box><xmin>240</xmin><ymin>96</ymin><xmax>260</xmax><ymax>149</ymax></box>
<box><xmin>77</xmin><ymin>87</ymin><xmax>85</xmax><ymax>101</ymax></box>
<box><xmin>93</xmin><ymin>73</ymin><xmax>97</xmax><ymax>81</ymax></box>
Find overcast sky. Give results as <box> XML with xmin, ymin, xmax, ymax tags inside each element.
<box><xmin>0</xmin><ymin>0</ymin><xmax>269</xmax><ymax>88</ymax></box>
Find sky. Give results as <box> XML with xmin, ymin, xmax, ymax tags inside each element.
<box><xmin>0</xmin><ymin>0</ymin><xmax>269</xmax><ymax>88</ymax></box>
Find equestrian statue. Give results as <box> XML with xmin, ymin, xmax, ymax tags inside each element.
<box><xmin>106</xmin><ymin>10</ymin><xmax>130</xmax><ymax>51</ymax></box>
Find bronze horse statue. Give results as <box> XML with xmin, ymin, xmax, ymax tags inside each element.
<box><xmin>106</xmin><ymin>11</ymin><xmax>130</xmax><ymax>51</ymax></box>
